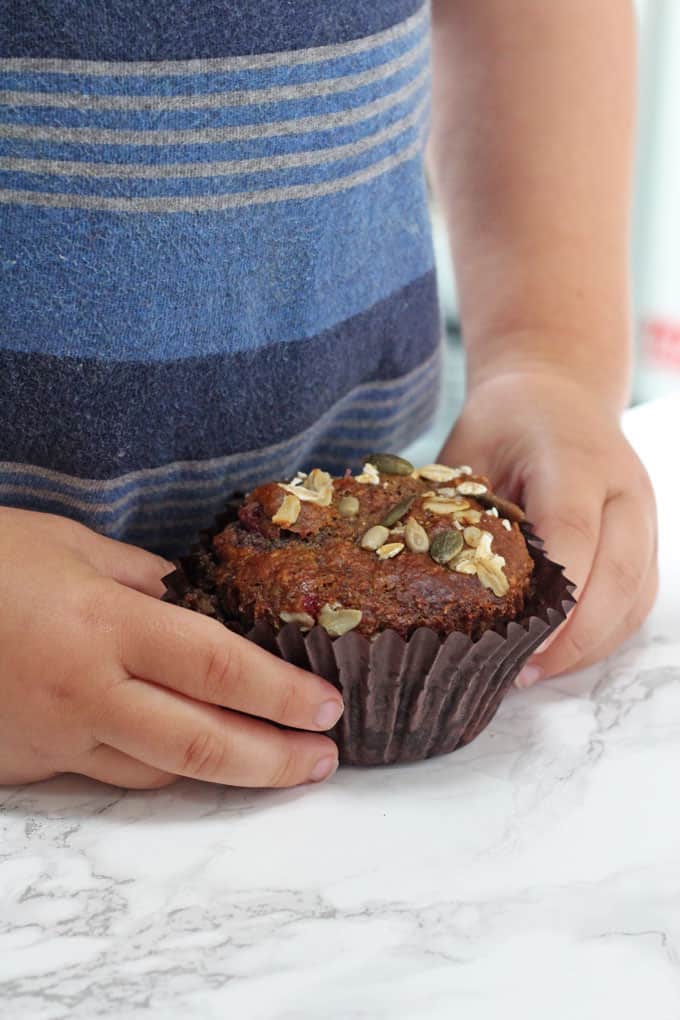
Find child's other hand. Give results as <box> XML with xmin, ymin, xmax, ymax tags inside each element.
<box><xmin>0</xmin><ymin>509</ymin><xmax>342</xmax><ymax>788</ymax></box>
<box><xmin>438</xmin><ymin>371</ymin><xmax>658</xmax><ymax>686</ymax></box>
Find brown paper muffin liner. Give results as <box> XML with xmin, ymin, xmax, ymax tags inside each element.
<box><xmin>162</xmin><ymin>498</ymin><xmax>575</xmax><ymax>766</ymax></box>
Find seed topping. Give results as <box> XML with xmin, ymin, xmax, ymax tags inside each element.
<box><xmin>361</xmin><ymin>524</ymin><xmax>390</xmax><ymax>551</ymax></box>
<box><xmin>430</xmin><ymin>529</ymin><xmax>464</xmax><ymax>565</ymax></box>
<box><xmin>423</xmin><ymin>497</ymin><xmax>470</xmax><ymax>515</ymax></box>
<box><xmin>449</xmin><ymin>530</ymin><xmax>509</xmax><ymax>596</ymax></box>
<box><xmin>456</xmin><ymin>510</ymin><xmax>482</xmax><ymax>525</ymax></box>
<box><xmin>272</xmin><ymin>492</ymin><xmax>301</xmax><ymax>527</ymax></box>
<box><xmin>365</xmin><ymin>452</ymin><xmax>414</xmax><ymax>475</ymax></box>
<box><xmin>279</xmin><ymin>610</ymin><xmax>315</xmax><ymax>630</ymax></box>
<box><xmin>463</xmin><ymin>526</ymin><xmax>484</xmax><ymax>548</ymax></box>
<box><xmin>416</xmin><ymin>463</ymin><xmax>458</xmax><ymax>483</ymax></box>
<box><xmin>376</xmin><ymin>542</ymin><xmax>405</xmax><ymax>560</ymax></box>
<box><xmin>338</xmin><ymin>495</ymin><xmax>360</xmax><ymax>518</ymax></box>
<box><xmin>318</xmin><ymin>603</ymin><xmax>363</xmax><ymax>637</ymax></box>
<box><xmin>381</xmin><ymin>496</ymin><xmax>415</xmax><ymax>528</ymax></box>
<box><xmin>304</xmin><ymin>468</ymin><xmax>332</xmax><ymax>493</ymax></box>
<box><xmin>477</xmin><ymin>490</ymin><xmax>526</xmax><ymax>523</ymax></box>
<box><xmin>456</xmin><ymin>481</ymin><xmax>488</xmax><ymax>497</ymax></box>
<box><xmin>404</xmin><ymin>516</ymin><xmax>430</xmax><ymax>553</ymax></box>
<box><xmin>279</xmin><ymin>477</ymin><xmax>332</xmax><ymax>510</ymax></box>
<box><xmin>355</xmin><ymin>462</ymin><xmax>381</xmax><ymax>485</ymax></box>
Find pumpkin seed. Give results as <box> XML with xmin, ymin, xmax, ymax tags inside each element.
<box><xmin>338</xmin><ymin>494</ymin><xmax>360</xmax><ymax>518</ymax></box>
<box><xmin>279</xmin><ymin>610</ymin><xmax>315</xmax><ymax>630</ymax></box>
<box><xmin>430</xmin><ymin>529</ymin><xmax>464</xmax><ymax>565</ymax></box>
<box><xmin>381</xmin><ymin>496</ymin><xmax>415</xmax><ymax>527</ymax></box>
<box><xmin>365</xmin><ymin>452</ymin><xmax>414</xmax><ymax>475</ymax></box>
<box><xmin>476</xmin><ymin>490</ymin><xmax>526</xmax><ymax>523</ymax></box>
<box><xmin>318</xmin><ymin>603</ymin><xmax>363</xmax><ymax>637</ymax></box>
<box><xmin>361</xmin><ymin>524</ymin><xmax>390</xmax><ymax>550</ymax></box>
<box><xmin>436</xmin><ymin>487</ymin><xmax>458</xmax><ymax>497</ymax></box>
<box><xmin>272</xmin><ymin>492</ymin><xmax>301</xmax><ymax>527</ymax></box>
<box><xmin>404</xmin><ymin>516</ymin><xmax>430</xmax><ymax>553</ymax></box>
<box><xmin>376</xmin><ymin>541</ymin><xmax>405</xmax><ymax>560</ymax></box>
<box><xmin>456</xmin><ymin>481</ymin><xmax>488</xmax><ymax>496</ymax></box>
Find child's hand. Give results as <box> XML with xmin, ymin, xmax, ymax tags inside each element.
<box><xmin>438</xmin><ymin>371</ymin><xmax>658</xmax><ymax>685</ymax></box>
<box><xmin>0</xmin><ymin>508</ymin><xmax>343</xmax><ymax>788</ymax></box>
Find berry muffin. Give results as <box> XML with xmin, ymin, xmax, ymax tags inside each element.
<box><xmin>165</xmin><ymin>454</ymin><xmax>574</xmax><ymax>765</ymax></box>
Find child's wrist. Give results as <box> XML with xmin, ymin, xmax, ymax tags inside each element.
<box><xmin>464</xmin><ymin>328</ymin><xmax>631</xmax><ymax>415</ymax></box>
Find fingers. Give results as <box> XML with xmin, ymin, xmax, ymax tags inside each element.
<box><xmin>518</xmin><ymin>490</ymin><xmax>657</xmax><ymax>684</ymax></box>
<box><xmin>523</xmin><ymin>459</ymin><xmax>604</xmax><ymax>602</ymax></box>
<box><xmin>560</xmin><ymin>556</ymin><xmax>658</xmax><ymax>673</ymax></box>
<box><xmin>86</xmin><ymin>533</ymin><xmax>174</xmax><ymax>597</ymax></box>
<box><xmin>95</xmin><ymin>677</ymin><xmax>339</xmax><ymax>788</ymax></box>
<box><xmin>117</xmin><ymin>590</ymin><xmax>344</xmax><ymax>732</ymax></box>
<box><xmin>69</xmin><ymin>744</ymin><xmax>178</xmax><ymax>790</ymax></box>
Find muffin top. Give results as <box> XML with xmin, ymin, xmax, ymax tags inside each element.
<box><xmin>209</xmin><ymin>454</ymin><xmax>534</xmax><ymax>641</ymax></box>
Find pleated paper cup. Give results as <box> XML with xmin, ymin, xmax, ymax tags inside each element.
<box><xmin>163</xmin><ymin>499</ymin><xmax>575</xmax><ymax>766</ymax></box>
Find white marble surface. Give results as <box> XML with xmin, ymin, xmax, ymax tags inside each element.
<box><xmin>3</xmin><ymin>398</ymin><xmax>680</xmax><ymax>1020</ymax></box>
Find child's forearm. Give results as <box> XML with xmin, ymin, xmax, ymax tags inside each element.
<box><xmin>428</xmin><ymin>0</ymin><xmax>636</xmax><ymax>412</ymax></box>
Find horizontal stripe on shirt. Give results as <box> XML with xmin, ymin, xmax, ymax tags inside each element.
<box><xmin>1</xmin><ymin>2</ymin><xmax>425</xmax><ymax>64</ymax></box>
<box><xmin>0</xmin><ymin>336</ymin><xmax>442</xmax><ymax>552</ymax></box>
<box><xmin>0</xmin><ymin>270</ymin><xmax>440</xmax><ymax>474</ymax></box>
<box><xmin>0</xmin><ymin>2</ymin><xmax>440</xmax><ymax>552</ymax></box>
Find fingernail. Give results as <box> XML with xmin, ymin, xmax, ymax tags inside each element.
<box><xmin>309</xmin><ymin>756</ymin><xmax>338</xmax><ymax>783</ymax></box>
<box><xmin>515</xmin><ymin>665</ymin><xmax>543</xmax><ymax>689</ymax></box>
<box><xmin>314</xmin><ymin>699</ymin><xmax>343</xmax><ymax>730</ymax></box>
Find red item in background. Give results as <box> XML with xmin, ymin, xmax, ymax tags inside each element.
<box><xmin>644</xmin><ymin>317</ymin><xmax>680</xmax><ymax>373</ymax></box>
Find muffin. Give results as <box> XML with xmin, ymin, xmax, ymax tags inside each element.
<box><xmin>165</xmin><ymin>454</ymin><xmax>574</xmax><ymax>765</ymax></box>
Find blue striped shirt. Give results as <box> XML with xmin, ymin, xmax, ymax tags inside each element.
<box><xmin>0</xmin><ymin>1</ymin><xmax>441</xmax><ymax>553</ymax></box>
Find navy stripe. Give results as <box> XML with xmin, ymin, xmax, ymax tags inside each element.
<box><xmin>0</xmin><ymin>271</ymin><xmax>440</xmax><ymax>477</ymax></box>
<box><xmin>0</xmin><ymin>397</ymin><xmax>438</xmax><ymax>553</ymax></box>
<box><xmin>0</xmin><ymin>357</ymin><xmax>439</xmax><ymax>507</ymax></box>
<box><xmin>0</xmin><ymin>353</ymin><xmax>439</xmax><ymax>497</ymax></box>
<box><xmin>1</xmin><ymin>2</ymin><xmax>424</xmax><ymax>62</ymax></box>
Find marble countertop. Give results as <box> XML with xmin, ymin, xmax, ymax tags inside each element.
<box><xmin>3</xmin><ymin>398</ymin><xmax>680</xmax><ymax>1020</ymax></box>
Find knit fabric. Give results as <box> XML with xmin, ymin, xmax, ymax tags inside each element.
<box><xmin>0</xmin><ymin>1</ymin><xmax>441</xmax><ymax>554</ymax></box>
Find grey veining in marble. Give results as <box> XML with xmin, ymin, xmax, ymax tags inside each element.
<box><xmin>2</xmin><ymin>398</ymin><xmax>680</xmax><ymax>1020</ymax></box>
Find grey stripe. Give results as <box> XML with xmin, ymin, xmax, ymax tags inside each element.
<box><xmin>0</xmin><ymin>36</ymin><xmax>428</xmax><ymax>112</ymax></box>
<box><xmin>126</xmin><ymin>406</ymin><xmax>436</xmax><ymax>538</ymax></box>
<box><xmin>0</xmin><ymin>347</ymin><xmax>440</xmax><ymax>496</ymax></box>
<box><xmin>0</xmin><ymin>382</ymin><xmax>437</xmax><ymax>517</ymax></box>
<box><xmin>0</xmin><ymin>128</ymin><xmax>425</xmax><ymax>213</ymax></box>
<box><xmin>0</xmin><ymin>96</ymin><xmax>429</xmax><ymax>180</ymax></box>
<box><xmin>125</xmin><ymin>408</ymin><xmax>436</xmax><ymax>537</ymax></box>
<box><xmin>0</xmin><ymin>363</ymin><xmax>438</xmax><ymax>515</ymax></box>
<box><xmin>0</xmin><ymin>6</ymin><xmax>427</xmax><ymax>77</ymax></box>
<box><xmin>0</xmin><ymin>66</ymin><xmax>429</xmax><ymax>146</ymax></box>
